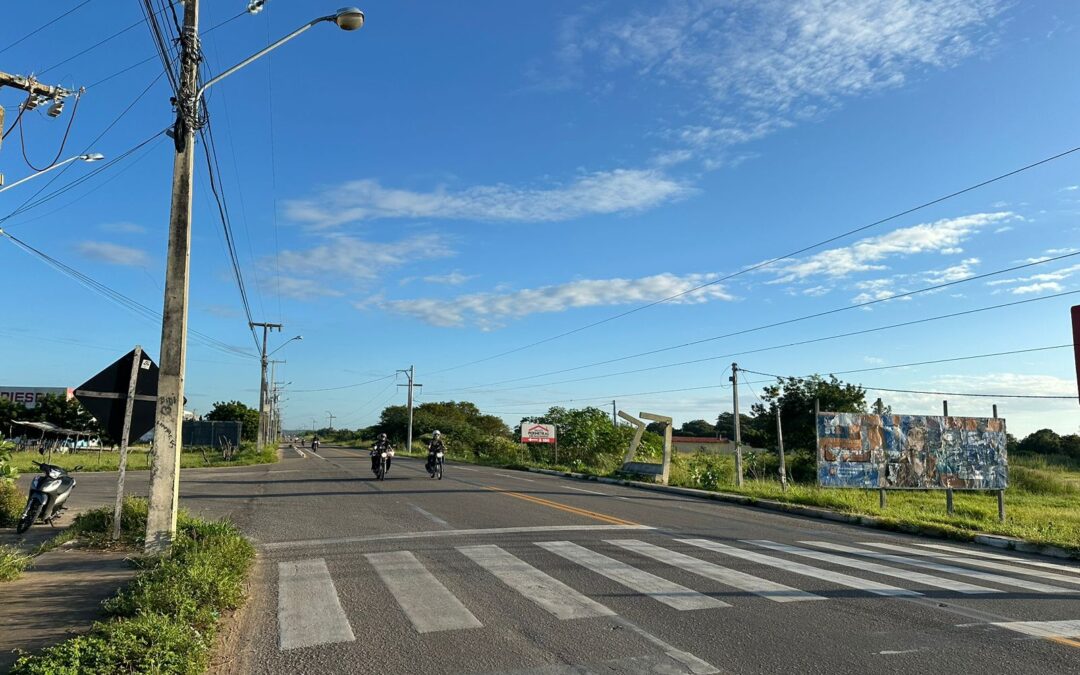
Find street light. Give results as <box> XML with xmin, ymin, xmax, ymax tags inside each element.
<box><xmin>145</xmin><ymin>1</ymin><xmax>365</xmax><ymax>554</ymax></box>
<box><xmin>0</xmin><ymin>153</ymin><xmax>104</xmax><ymax>193</ymax></box>
<box><xmin>268</xmin><ymin>335</ymin><xmax>303</xmax><ymax>358</ymax></box>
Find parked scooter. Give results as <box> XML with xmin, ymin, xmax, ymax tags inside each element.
<box><xmin>17</xmin><ymin>461</ymin><xmax>80</xmax><ymax>534</ymax></box>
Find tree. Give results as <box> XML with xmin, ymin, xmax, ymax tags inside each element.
<box><xmin>677</xmin><ymin>419</ymin><xmax>716</xmax><ymax>437</ymax></box>
<box><xmin>0</xmin><ymin>398</ymin><xmax>24</xmax><ymax>439</ymax></box>
<box><xmin>205</xmin><ymin>401</ymin><xmax>260</xmax><ymax>442</ymax></box>
<box><xmin>750</xmin><ymin>375</ymin><xmax>867</xmax><ymax>452</ymax></box>
<box><xmin>715</xmin><ymin>412</ymin><xmax>766</xmax><ymax>448</ymax></box>
<box><xmin>1016</xmin><ymin>429</ymin><xmax>1062</xmax><ymax>456</ymax></box>
<box><xmin>23</xmin><ymin>395</ymin><xmax>101</xmax><ymax>435</ymax></box>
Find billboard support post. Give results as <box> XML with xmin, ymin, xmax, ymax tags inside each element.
<box><xmin>113</xmin><ymin>346</ymin><xmax>143</xmax><ymax>541</ymax></box>
<box><xmin>994</xmin><ymin>403</ymin><xmax>1006</xmax><ymax>522</ymax></box>
<box><xmin>879</xmin><ymin>488</ymin><xmax>887</xmax><ymax>509</ymax></box>
<box><xmin>776</xmin><ymin>410</ymin><xmax>787</xmax><ymax>492</ymax></box>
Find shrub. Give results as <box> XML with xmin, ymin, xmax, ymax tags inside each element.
<box><xmin>0</xmin><ymin>544</ymin><xmax>32</xmax><ymax>582</ymax></box>
<box><xmin>0</xmin><ymin>481</ymin><xmax>23</xmax><ymax>528</ymax></box>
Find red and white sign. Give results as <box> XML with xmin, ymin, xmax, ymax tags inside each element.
<box><xmin>521</xmin><ymin>423</ymin><xmax>556</xmax><ymax>444</ymax></box>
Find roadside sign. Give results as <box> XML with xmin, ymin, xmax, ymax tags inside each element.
<box><xmin>75</xmin><ymin>348</ymin><xmax>160</xmax><ymax>441</ymax></box>
<box><xmin>521</xmin><ymin>423</ymin><xmax>556</xmax><ymax>444</ymax></box>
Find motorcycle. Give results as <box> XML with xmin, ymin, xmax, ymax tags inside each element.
<box><xmin>371</xmin><ymin>447</ymin><xmax>393</xmax><ymax>480</ymax></box>
<box><xmin>17</xmin><ymin>461</ymin><xmax>80</xmax><ymax>534</ymax></box>
<box><xmin>428</xmin><ymin>450</ymin><xmax>444</xmax><ymax>480</ymax></box>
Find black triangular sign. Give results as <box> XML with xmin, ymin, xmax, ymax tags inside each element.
<box><xmin>76</xmin><ymin>348</ymin><xmax>160</xmax><ymax>442</ymax></box>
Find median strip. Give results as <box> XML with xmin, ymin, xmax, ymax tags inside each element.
<box><xmin>484</xmin><ymin>486</ymin><xmax>639</xmax><ymax>526</ymax></box>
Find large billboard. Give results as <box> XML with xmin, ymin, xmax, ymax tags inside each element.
<box><xmin>817</xmin><ymin>412</ymin><xmax>1007</xmax><ymax>490</ymax></box>
<box><xmin>0</xmin><ymin>387</ymin><xmax>73</xmax><ymax>409</ymax></box>
<box><xmin>521</xmin><ymin>423</ymin><xmax>556</xmax><ymax>444</ymax></box>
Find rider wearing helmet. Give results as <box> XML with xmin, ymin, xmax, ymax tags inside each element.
<box><xmin>371</xmin><ymin>432</ymin><xmax>393</xmax><ymax>475</ymax></box>
<box><xmin>311</xmin><ymin>435</ymin><xmax>320</xmax><ymax>453</ymax></box>
<box><xmin>425</xmin><ymin>430</ymin><xmax>445</xmax><ymax>474</ymax></box>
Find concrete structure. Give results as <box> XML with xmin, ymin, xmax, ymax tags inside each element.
<box><xmin>0</xmin><ymin>386</ymin><xmax>73</xmax><ymax>408</ymax></box>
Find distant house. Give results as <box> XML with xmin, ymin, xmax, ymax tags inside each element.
<box><xmin>672</xmin><ymin>436</ymin><xmax>739</xmax><ymax>455</ymax></box>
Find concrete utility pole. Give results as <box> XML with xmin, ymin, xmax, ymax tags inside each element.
<box><xmin>143</xmin><ymin>2</ymin><xmax>364</xmax><ymax>554</ymax></box>
<box><xmin>326</xmin><ymin>411</ymin><xmax>336</xmax><ymax>431</ymax></box>
<box><xmin>268</xmin><ymin>360</ymin><xmax>284</xmax><ymax>443</ymax></box>
<box><xmin>397</xmin><ymin>366</ymin><xmax>422</xmax><ymax>452</ymax></box>
<box><xmin>252</xmin><ymin>322</ymin><xmax>282</xmax><ymax>453</ymax></box>
<box><xmin>612</xmin><ymin>400</ymin><xmax>617</xmax><ymax>427</ymax></box>
<box><xmin>145</xmin><ymin>0</ymin><xmax>201</xmax><ymax>555</ymax></box>
<box><xmin>730</xmin><ymin>362</ymin><xmax>744</xmax><ymax>487</ymax></box>
<box><xmin>776</xmin><ymin>407</ymin><xmax>787</xmax><ymax>492</ymax></box>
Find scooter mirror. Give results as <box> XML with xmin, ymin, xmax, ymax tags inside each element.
<box><xmin>73</xmin><ymin>465</ymin><xmax>84</xmax><ymax>472</ymax></box>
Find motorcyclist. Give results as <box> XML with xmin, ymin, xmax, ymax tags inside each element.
<box><xmin>425</xmin><ymin>430</ymin><xmax>446</xmax><ymax>475</ymax></box>
<box><xmin>371</xmin><ymin>432</ymin><xmax>394</xmax><ymax>475</ymax></box>
<box><xmin>311</xmin><ymin>435</ymin><xmax>320</xmax><ymax>452</ymax></box>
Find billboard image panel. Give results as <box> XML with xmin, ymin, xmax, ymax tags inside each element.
<box><xmin>521</xmin><ymin>423</ymin><xmax>556</xmax><ymax>444</ymax></box>
<box><xmin>817</xmin><ymin>412</ymin><xmax>1008</xmax><ymax>490</ymax></box>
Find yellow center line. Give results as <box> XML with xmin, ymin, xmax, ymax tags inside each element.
<box><xmin>1048</xmin><ymin>636</ymin><xmax>1080</xmax><ymax>649</ymax></box>
<box><xmin>484</xmin><ymin>486</ymin><xmax>640</xmax><ymax>527</ymax></box>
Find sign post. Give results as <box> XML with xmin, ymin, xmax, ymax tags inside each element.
<box><xmin>75</xmin><ymin>347</ymin><xmax>160</xmax><ymax>540</ymax></box>
<box><xmin>1072</xmin><ymin>305</ymin><xmax>1080</xmax><ymax>405</ymax></box>
<box><xmin>521</xmin><ymin>423</ymin><xmax>557</xmax><ymax>464</ymax></box>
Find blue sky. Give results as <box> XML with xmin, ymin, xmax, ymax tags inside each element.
<box><xmin>2</xmin><ymin>0</ymin><xmax>1079</xmax><ymax>437</ymax></box>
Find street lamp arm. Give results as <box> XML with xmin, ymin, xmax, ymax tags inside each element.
<box><xmin>196</xmin><ymin>9</ymin><xmax>363</xmax><ymax>101</ymax></box>
<box><xmin>0</xmin><ymin>153</ymin><xmax>104</xmax><ymax>193</ymax></box>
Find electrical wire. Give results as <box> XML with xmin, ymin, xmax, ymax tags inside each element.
<box><xmin>1</xmin><ymin>94</ymin><xmax>32</xmax><ymax>141</ymax></box>
<box><xmin>434</xmin><ymin>252</ymin><xmax>1080</xmax><ymax>394</ymax></box>
<box><xmin>17</xmin><ymin>90</ymin><xmax>82</xmax><ymax>171</ymax></box>
<box><xmin>37</xmin><ymin>5</ymin><xmax>169</xmax><ymax>77</ymax></box>
<box><xmin>139</xmin><ymin>0</ymin><xmax>180</xmax><ymax>95</ymax></box>
<box><xmin>424</xmin><ymin>289</ymin><xmax>1080</xmax><ymax>397</ymax></box>
<box><xmin>0</xmin><ymin>0</ymin><xmax>93</xmax><ymax>56</ymax></box>
<box><xmin>429</xmin><ymin>144</ymin><xmax>1080</xmax><ymax>376</ymax></box>
<box><xmin>292</xmin><ymin>374</ymin><xmax>399</xmax><ymax>394</ymax></box>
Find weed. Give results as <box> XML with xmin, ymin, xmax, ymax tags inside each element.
<box><xmin>0</xmin><ymin>544</ymin><xmax>32</xmax><ymax>582</ymax></box>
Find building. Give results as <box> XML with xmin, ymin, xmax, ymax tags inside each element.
<box><xmin>0</xmin><ymin>386</ymin><xmax>74</xmax><ymax>409</ymax></box>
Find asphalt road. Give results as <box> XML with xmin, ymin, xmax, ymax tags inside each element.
<box><xmin>24</xmin><ymin>445</ymin><xmax>1080</xmax><ymax>674</ymax></box>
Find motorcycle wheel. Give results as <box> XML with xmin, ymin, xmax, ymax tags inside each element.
<box><xmin>437</xmin><ymin>460</ymin><xmax>443</xmax><ymax>480</ymax></box>
<box><xmin>377</xmin><ymin>461</ymin><xmax>385</xmax><ymax>481</ymax></box>
<box><xmin>16</xmin><ymin>498</ymin><xmax>43</xmax><ymax>534</ymax></box>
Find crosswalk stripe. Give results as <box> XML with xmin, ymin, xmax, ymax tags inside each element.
<box><xmin>744</xmin><ymin>540</ymin><xmax>1001</xmax><ymax>594</ymax></box>
<box><xmin>277</xmin><ymin>559</ymin><xmax>355</xmax><ymax>650</ymax></box>
<box><xmin>680</xmin><ymin>539</ymin><xmax>920</xmax><ymax>597</ymax></box>
<box><xmin>607</xmin><ymin>539</ymin><xmax>824</xmax><ymax>603</ymax></box>
<box><xmin>916</xmin><ymin>543</ymin><xmax>1080</xmax><ymax>574</ymax></box>
<box><xmin>802</xmin><ymin>541</ymin><xmax>1079</xmax><ymax>595</ymax></box>
<box><xmin>365</xmin><ymin>551</ymin><xmax>483</xmax><ymax>633</ymax></box>
<box><xmin>459</xmin><ymin>544</ymin><xmax>615</xmax><ymax>620</ymax></box>
<box><xmin>536</xmin><ymin>541</ymin><xmax>730</xmax><ymax>611</ymax></box>
<box><xmin>861</xmin><ymin>543</ymin><xmax>1080</xmax><ymax>586</ymax></box>
<box><xmin>992</xmin><ymin>620</ymin><xmax>1080</xmax><ymax>639</ymax></box>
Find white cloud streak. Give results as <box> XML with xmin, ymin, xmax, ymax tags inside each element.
<box><xmin>76</xmin><ymin>241</ymin><xmax>149</xmax><ymax>266</ymax></box>
<box><xmin>382</xmin><ymin>272</ymin><xmax>735</xmax><ymax>329</ymax></box>
<box><xmin>285</xmin><ymin>169</ymin><xmax>693</xmax><ymax>228</ymax></box>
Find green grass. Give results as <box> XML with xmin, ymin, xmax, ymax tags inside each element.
<box><xmin>0</xmin><ymin>544</ymin><xmax>32</xmax><ymax>582</ymax></box>
<box><xmin>397</xmin><ymin>443</ymin><xmax>1080</xmax><ymax>556</ymax></box>
<box><xmin>10</xmin><ymin>498</ymin><xmax>255</xmax><ymax>675</ymax></box>
<box><xmin>7</xmin><ymin>442</ymin><xmax>278</xmax><ymax>473</ymax></box>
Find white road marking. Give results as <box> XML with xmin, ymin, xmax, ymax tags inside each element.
<box><xmin>365</xmin><ymin>551</ymin><xmax>482</xmax><ymax>633</ymax></box>
<box><xmin>261</xmin><ymin>524</ymin><xmax>654</xmax><ymax>551</ymax></box>
<box><xmin>803</xmin><ymin>541</ymin><xmax>1078</xmax><ymax>595</ymax></box>
<box><xmin>277</xmin><ymin>558</ymin><xmax>355</xmax><ymax>650</ymax></box>
<box><xmin>537</xmin><ymin>541</ymin><xmax>729</xmax><ymax>611</ymax></box>
<box><xmin>681</xmin><ymin>539</ymin><xmax>920</xmax><ymax>597</ymax></box>
<box><xmin>879</xmin><ymin>649</ymin><xmax>921</xmax><ymax>655</ymax></box>
<box><xmin>608</xmin><ymin>540</ymin><xmax>823</xmax><ymax>603</ymax></box>
<box><xmin>495</xmin><ymin>473</ymin><xmax>536</xmax><ymax>482</ymax></box>
<box><xmin>991</xmin><ymin>620</ymin><xmax>1080</xmax><ymax>639</ymax></box>
<box><xmin>916</xmin><ymin>543</ymin><xmax>1080</xmax><ymax>574</ymax></box>
<box><xmin>746</xmin><ymin>540</ymin><xmax>1000</xmax><ymax>594</ymax></box>
<box><xmin>862</xmin><ymin>542</ymin><xmax>1080</xmax><ymax>586</ymax></box>
<box><xmin>455</xmin><ymin>466</ymin><xmax>480</xmax><ymax>471</ymax></box>
<box><xmin>292</xmin><ymin>448</ymin><xmax>307</xmax><ymax>458</ymax></box>
<box><xmin>409</xmin><ymin>504</ymin><xmax>450</xmax><ymax>527</ymax></box>
<box><xmin>459</xmin><ymin>544</ymin><xmax>615</xmax><ymax>620</ymax></box>
<box><xmin>566</xmin><ymin>486</ymin><xmax>608</xmax><ymax>495</ymax></box>
<box><xmin>612</xmin><ymin>615</ymin><xmax>721</xmax><ymax>674</ymax></box>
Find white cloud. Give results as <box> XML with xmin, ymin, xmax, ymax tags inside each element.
<box><xmin>1062</xmin><ymin>185</ymin><xmax>1079</xmax><ymax>192</ymax></box>
<box><xmin>557</xmin><ymin>0</ymin><xmax>1005</xmax><ymax>160</ymax></box>
<box><xmin>422</xmin><ymin>272</ymin><xmax>474</xmax><ymax>286</ymax></box>
<box><xmin>383</xmin><ymin>272</ymin><xmax>735</xmax><ymax>329</ymax></box>
<box><xmin>768</xmin><ymin>212</ymin><xmax>1011</xmax><ymax>283</ymax></box>
<box><xmin>270</xmin><ymin>233</ymin><xmax>454</xmax><ymax>300</ymax></box>
<box><xmin>923</xmin><ymin>257</ymin><xmax>980</xmax><ymax>284</ymax></box>
<box><xmin>985</xmin><ymin>262</ymin><xmax>1080</xmax><ymax>294</ymax></box>
<box><xmin>1011</xmin><ymin>281</ymin><xmax>1064</xmax><ymax>295</ymax></box>
<box><xmin>284</xmin><ymin>169</ymin><xmax>693</xmax><ymax>228</ymax></box>
<box><xmin>76</xmin><ymin>241</ymin><xmax>149</xmax><ymax>266</ymax></box>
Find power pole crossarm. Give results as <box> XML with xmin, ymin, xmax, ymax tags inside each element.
<box><xmin>0</xmin><ymin>71</ymin><xmax>75</xmax><ymax>100</ymax></box>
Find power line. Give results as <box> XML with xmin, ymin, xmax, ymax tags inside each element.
<box><xmin>37</xmin><ymin>5</ymin><xmax>169</xmax><ymax>77</ymax></box>
<box><xmin>437</xmin><ymin>252</ymin><xmax>1080</xmax><ymax>393</ymax></box>
<box><xmin>292</xmin><ymin>374</ymin><xmax>399</xmax><ymax>394</ymax></box>
<box><xmin>17</xmin><ymin>90</ymin><xmax>82</xmax><ymax>171</ymax></box>
<box><xmin>429</xmin><ymin>143</ymin><xmax>1080</xmax><ymax>376</ymax></box>
<box><xmin>857</xmin><ymin>386</ymin><xmax>1073</xmax><ymax>400</ymax></box>
<box><xmin>425</xmin><ymin>289</ymin><xmax>1080</xmax><ymax>397</ymax></box>
<box><xmin>0</xmin><ymin>0</ymin><xmax>93</xmax><ymax>56</ymax></box>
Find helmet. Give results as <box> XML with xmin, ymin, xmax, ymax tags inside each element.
<box><xmin>433</xmin><ymin>430</ymin><xmax>441</xmax><ymax>437</ymax></box>
<box><xmin>378</xmin><ymin>433</ymin><xmax>387</xmax><ymax>441</ymax></box>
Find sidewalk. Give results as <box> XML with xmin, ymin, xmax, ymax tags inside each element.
<box><xmin>0</xmin><ymin>529</ymin><xmax>136</xmax><ymax>672</ymax></box>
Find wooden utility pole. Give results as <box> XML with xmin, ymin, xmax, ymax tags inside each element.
<box><xmin>251</xmin><ymin>322</ymin><xmax>282</xmax><ymax>452</ymax></box>
<box><xmin>326</xmin><ymin>411</ymin><xmax>336</xmax><ymax>431</ymax></box>
<box><xmin>730</xmin><ymin>363</ymin><xmax>743</xmax><ymax>487</ymax></box>
<box><xmin>113</xmin><ymin>346</ymin><xmax>143</xmax><ymax>541</ymax></box>
<box><xmin>145</xmin><ymin>0</ymin><xmax>200</xmax><ymax>555</ymax></box>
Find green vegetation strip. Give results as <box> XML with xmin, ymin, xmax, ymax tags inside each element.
<box><xmin>10</xmin><ymin>498</ymin><xmax>255</xmax><ymax>675</ymax></box>
<box><xmin>0</xmin><ymin>544</ymin><xmax>32</xmax><ymax>582</ymax></box>
<box><xmin>6</xmin><ymin>443</ymin><xmax>279</xmax><ymax>473</ymax></box>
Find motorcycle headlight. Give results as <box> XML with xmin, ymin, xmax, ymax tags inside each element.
<box><xmin>436</xmin><ymin>452</ymin><xmax>444</xmax><ymax>458</ymax></box>
<box><xmin>380</xmin><ymin>452</ymin><xmax>387</xmax><ymax>458</ymax></box>
<box><xmin>47</xmin><ymin>468</ymin><xmax>62</xmax><ymax>479</ymax></box>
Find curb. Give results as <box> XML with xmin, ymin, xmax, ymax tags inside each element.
<box><xmin>519</xmin><ymin>467</ymin><xmax>1079</xmax><ymax>561</ymax></box>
